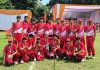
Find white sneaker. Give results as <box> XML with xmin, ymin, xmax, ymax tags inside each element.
<box><xmin>14</xmin><ymin>61</ymin><xmax>18</xmax><ymax>64</ymax></box>
<box><xmin>20</xmin><ymin>60</ymin><xmax>24</xmax><ymax>64</ymax></box>
<box><xmin>87</xmin><ymin>56</ymin><xmax>91</xmax><ymax>59</ymax></box>
<box><xmin>56</xmin><ymin>56</ymin><xmax>59</xmax><ymax>59</ymax></box>
<box><xmin>34</xmin><ymin>58</ymin><xmax>36</xmax><ymax>61</ymax></box>
<box><xmin>92</xmin><ymin>56</ymin><xmax>95</xmax><ymax>59</ymax></box>
<box><xmin>81</xmin><ymin>58</ymin><xmax>86</xmax><ymax>62</ymax></box>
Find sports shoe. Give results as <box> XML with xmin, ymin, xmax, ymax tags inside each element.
<box><xmin>20</xmin><ymin>60</ymin><xmax>24</xmax><ymax>64</ymax></box>
<box><xmin>81</xmin><ymin>58</ymin><xmax>86</xmax><ymax>62</ymax></box>
<box><xmin>14</xmin><ymin>61</ymin><xmax>18</xmax><ymax>64</ymax></box>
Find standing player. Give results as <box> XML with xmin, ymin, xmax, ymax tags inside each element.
<box><xmin>85</xmin><ymin>18</ymin><xmax>96</xmax><ymax>59</ymax></box>
<box><xmin>28</xmin><ymin>18</ymin><xmax>37</xmax><ymax>36</ymax></box>
<box><xmin>77</xmin><ymin>19</ymin><xmax>85</xmax><ymax>44</ymax></box>
<box><xmin>54</xmin><ymin>18</ymin><xmax>62</xmax><ymax>39</ymax></box>
<box><xmin>12</xmin><ymin>16</ymin><xmax>23</xmax><ymax>44</ymax></box>
<box><xmin>60</xmin><ymin>20</ymin><xmax>67</xmax><ymax>47</ymax></box>
<box><xmin>22</xmin><ymin>16</ymin><xmax>30</xmax><ymax>37</ymax></box>
<box><xmin>37</xmin><ymin>18</ymin><xmax>46</xmax><ymax>38</ymax></box>
<box><xmin>69</xmin><ymin>19</ymin><xmax>77</xmax><ymax>45</ymax></box>
<box><xmin>46</xmin><ymin>19</ymin><xmax>54</xmax><ymax>36</ymax></box>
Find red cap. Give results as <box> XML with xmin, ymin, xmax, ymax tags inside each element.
<box><xmin>88</xmin><ymin>18</ymin><xmax>93</xmax><ymax>22</ymax></box>
<box><xmin>66</xmin><ymin>38</ymin><xmax>71</xmax><ymax>42</ymax></box>
<box><xmin>8</xmin><ymin>38</ymin><xmax>13</xmax><ymax>42</ymax></box>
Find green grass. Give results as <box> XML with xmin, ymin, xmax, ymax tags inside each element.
<box><xmin>0</xmin><ymin>32</ymin><xmax>100</xmax><ymax>70</ymax></box>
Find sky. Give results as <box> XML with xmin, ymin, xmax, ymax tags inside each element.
<box><xmin>42</xmin><ymin>0</ymin><xmax>50</xmax><ymax>5</ymax></box>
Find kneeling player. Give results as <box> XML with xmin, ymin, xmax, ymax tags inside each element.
<box><xmin>33</xmin><ymin>37</ymin><xmax>45</xmax><ymax>61</ymax></box>
<box><xmin>18</xmin><ymin>37</ymin><xmax>29</xmax><ymax>63</ymax></box>
<box><xmin>3</xmin><ymin>38</ymin><xmax>20</xmax><ymax>65</ymax></box>
<box><xmin>61</xmin><ymin>38</ymin><xmax>74</xmax><ymax>59</ymax></box>
<box><xmin>74</xmin><ymin>37</ymin><xmax>86</xmax><ymax>62</ymax></box>
<box><xmin>49</xmin><ymin>35</ymin><xmax>61</xmax><ymax>59</ymax></box>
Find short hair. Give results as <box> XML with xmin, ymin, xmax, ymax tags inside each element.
<box><xmin>76</xmin><ymin>37</ymin><xmax>80</xmax><ymax>40</ymax></box>
<box><xmin>22</xmin><ymin>37</ymin><xmax>27</xmax><ymax>40</ymax></box>
<box><xmin>17</xmin><ymin>16</ymin><xmax>21</xmax><ymax>19</ymax></box>
<box><xmin>29</xmin><ymin>34</ymin><xmax>33</xmax><ymax>38</ymax></box>
<box><xmin>24</xmin><ymin>16</ymin><xmax>28</xmax><ymax>18</ymax></box>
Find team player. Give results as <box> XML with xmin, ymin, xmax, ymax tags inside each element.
<box><xmin>61</xmin><ymin>38</ymin><xmax>74</xmax><ymax>59</ymax></box>
<box><xmin>77</xmin><ymin>19</ymin><xmax>85</xmax><ymax>44</ymax></box>
<box><xmin>85</xmin><ymin>18</ymin><xmax>96</xmax><ymax>59</ymax></box>
<box><xmin>74</xmin><ymin>37</ymin><xmax>86</xmax><ymax>62</ymax></box>
<box><xmin>3</xmin><ymin>38</ymin><xmax>20</xmax><ymax>65</ymax></box>
<box><xmin>22</xmin><ymin>16</ymin><xmax>30</xmax><ymax>37</ymax></box>
<box><xmin>12</xmin><ymin>16</ymin><xmax>23</xmax><ymax>44</ymax></box>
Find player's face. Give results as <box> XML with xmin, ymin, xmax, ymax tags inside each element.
<box><xmin>45</xmin><ymin>34</ymin><xmax>48</xmax><ymax>37</ymax></box>
<box><xmin>24</xmin><ymin>17</ymin><xmax>28</xmax><ymax>22</ymax></box>
<box><xmin>17</xmin><ymin>18</ymin><xmax>21</xmax><ymax>22</ymax></box>
<box><xmin>67</xmin><ymin>41</ymin><xmax>70</xmax><ymax>45</ymax></box>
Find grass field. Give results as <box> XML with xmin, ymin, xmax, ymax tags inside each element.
<box><xmin>0</xmin><ymin>32</ymin><xmax>100</xmax><ymax>70</ymax></box>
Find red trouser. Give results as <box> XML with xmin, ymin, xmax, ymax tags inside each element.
<box><xmin>14</xmin><ymin>33</ymin><xmax>23</xmax><ymax>43</ymax></box>
<box><xmin>34</xmin><ymin>48</ymin><xmax>45</xmax><ymax>61</ymax></box>
<box><xmin>76</xmin><ymin>52</ymin><xmax>86</xmax><ymax>60</ymax></box>
<box><xmin>69</xmin><ymin>36</ymin><xmax>76</xmax><ymax>45</ymax></box>
<box><xmin>80</xmin><ymin>36</ymin><xmax>85</xmax><ymax>45</ymax></box>
<box><xmin>86</xmin><ymin>36</ymin><xmax>95</xmax><ymax>56</ymax></box>
<box><xmin>27</xmin><ymin>50</ymin><xmax>35</xmax><ymax>59</ymax></box>
<box><xmin>20</xmin><ymin>49</ymin><xmax>29</xmax><ymax>62</ymax></box>
<box><xmin>5</xmin><ymin>53</ymin><xmax>20</xmax><ymax>65</ymax></box>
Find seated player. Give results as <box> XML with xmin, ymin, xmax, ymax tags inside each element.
<box><xmin>61</xmin><ymin>38</ymin><xmax>74</xmax><ymax>59</ymax></box>
<box><xmin>27</xmin><ymin>34</ymin><xmax>36</xmax><ymax>60</ymax></box>
<box><xmin>74</xmin><ymin>37</ymin><xmax>86</xmax><ymax>62</ymax></box>
<box><xmin>49</xmin><ymin>35</ymin><xmax>61</xmax><ymax>59</ymax></box>
<box><xmin>3</xmin><ymin>38</ymin><xmax>20</xmax><ymax>65</ymax></box>
<box><xmin>18</xmin><ymin>37</ymin><xmax>29</xmax><ymax>63</ymax></box>
<box><xmin>33</xmin><ymin>37</ymin><xmax>45</xmax><ymax>61</ymax></box>
<box><xmin>41</xmin><ymin>31</ymin><xmax>52</xmax><ymax>58</ymax></box>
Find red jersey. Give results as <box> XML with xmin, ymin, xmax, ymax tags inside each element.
<box><xmin>60</xmin><ymin>25</ymin><xmax>67</xmax><ymax>41</ymax></box>
<box><xmin>37</xmin><ymin>23</ymin><xmax>46</xmax><ymax>37</ymax></box>
<box><xmin>85</xmin><ymin>24</ymin><xmax>96</xmax><ymax>36</ymax></box>
<box><xmin>50</xmin><ymin>39</ymin><xmax>60</xmax><ymax>49</ymax></box>
<box><xmin>46</xmin><ymin>23</ymin><xmax>54</xmax><ymax>35</ymax></box>
<box><xmin>4</xmin><ymin>44</ymin><xmax>17</xmax><ymax>57</ymax></box>
<box><xmin>62</xmin><ymin>43</ymin><xmax>74</xmax><ymax>54</ymax></box>
<box><xmin>12</xmin><ymin>21</ymin><xmax>23</xmax><ymax>33</ymax></box>
<box><xmin>22</xmin><ymin>21</ymin><xmax>30</xmax><ymax>34</ymax></box>
<box><xmin>77</xmin><ymin>25</ymin><xmax>85</xmax><ymax>37</ymax></box>
<box><xmin>28</xmin><ymin>24</ymin><xmax>37</xmax><ymax>36</ymax></box>
<box><xmin>69</xmin><ymin>24</ymin><xmax>77</xmax><ymax>37</ymax></box>
<box><xmin>74</xmin><ymin>42</ymin><xmax>86</xmax><ymax>53</ymax></box>
<box><xmin>54</xmin><ymin>24</ymin><xmax>62</xmax><ymax>36</ymax></box>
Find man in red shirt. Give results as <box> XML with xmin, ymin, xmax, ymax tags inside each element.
<box><xmin>74</xmin><ymin>37</ymin><xmax>86</xmax><ymax>62</ymax></box>
<box><xmin>69</xmin><ymin>20</ymin><xmax>77</xmax><ymax>45</ymax></box>
<box><xmin>77</xmin><ymin>19</ymin><xmax>85</xmax><ymax>44</ymax></box>
<box><xmin>27</xmin><ymin>34</ymin><xmax>36</xmax><ymax>60</ymax></box>
<box><xmin>22</xmin><ymin>16</ymin><xmax>30</xmax><ymax>37</ymax></box>
<box><xmin>12</xmin><ymin>16</ymin><xmax>23</xmax><ymax>44</ymax></box>
<box><xmin>41</xmin><ymin>31</ymin><xmax>52</xmax><ymax>58</ymax></box>
<box><xmin>28</xmin><ymin>18</ymin><xmax>37</xmax><ymax>36</ymax></box>
<box><xmin>33</xmin><ymin>37</ymin><xmax>45</xmax><ymax>61</ymax></box>
<box><xmin>37</xmin><ymin>18</ymin><xmax>46</xmax><ymax>38</ymax></box>
<box><xmin>3</xmin><ymin>38</ymin><xmax>20</xmax><ymax>65</ymax></box>
<box><xmin>60</xmin><ymin>20</ymin><xmax>67</xmax><ymax>47</ymax></box>
<box><xmin>85</xmin><ymin>18</ymin><xmax>96</xmax><ymax>59</ymax></box>
<box><xmin>46</xmin><ymin>19</ymin><xmax>54</xmax><ymax>36</ymax></box>
<box><xmin>49</xmin><ymin>35</ymin><xmax>61</xmax><ymax>59</ymax></box>
<box><xmin>18</xmin><ymin>37</ymin><xmax>29</xmax><ymax>63</ymax></box>
<box><xmin>54</xmin><ymin>18</ymin><xmax>62</xmax><ymax>39</ymax></box>
<box><xmin>61</xmin><ymin>38</ymin><xmax>74</xmax><ymax>59</ymax></box>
